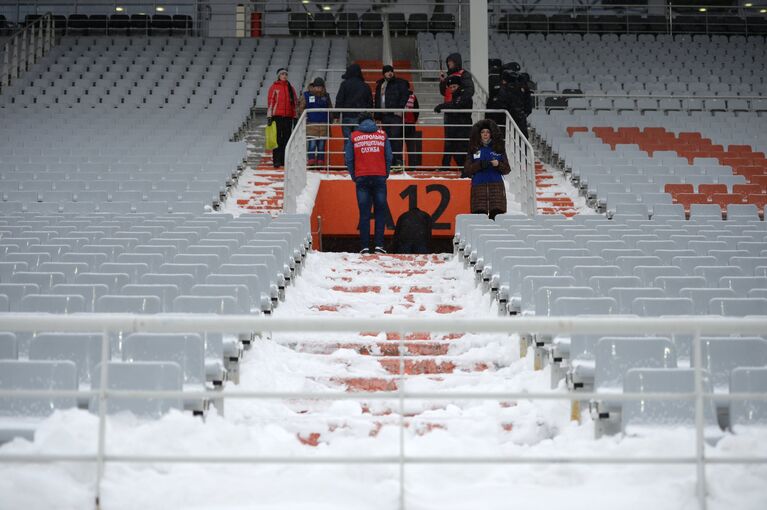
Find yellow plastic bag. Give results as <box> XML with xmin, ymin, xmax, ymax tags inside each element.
<box><xmin>265</xmin><ymin>121</ymin><xmax>278</xmax><ymax>150</ymax></box>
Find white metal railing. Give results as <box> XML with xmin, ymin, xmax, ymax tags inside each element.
<box><xmin>283</xmin><ymin>107</ymin><xmax>536</xmax><ymax>215</ymax></box>
<box><xmin>0</xmin><ymin>313</ymin><xmax>766</xmax><ymax>510</ymax></box>
<box><xmin>1</xmin><ymin>12</ymin><xmax>54</xmax><ymax>93</ymax></box>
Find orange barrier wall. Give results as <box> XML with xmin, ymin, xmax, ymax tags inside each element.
<box><xmin>327</xmin><ymin>125</ymin><xmax>460</xmax><ymax>170</ymax></box>
<box><xmin>310</xmin><ymin>179</ymin><xmax>471</xmax><ymax>244</ymax></box>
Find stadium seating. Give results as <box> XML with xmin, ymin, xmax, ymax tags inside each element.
<box><xmin>455</xmin><ymin>212</ymin><xmax>767</xmax><ymax>435</ymax></box>
<box><xmin>0</xmin><ymin>210</ymin><xmax>311</xmax><ymax>436</ymax></box>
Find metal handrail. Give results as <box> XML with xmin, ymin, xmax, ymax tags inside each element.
<box><xmin>0</xmin><ymin>312</ymin><xmax>766</xmax><ymax>510</ymax></box>
<box><xmin>282</xmin><ymin>107</ymin><xmax>536</xmax><ymax>216</ymax></box>
<box><xmin>1</xmin><ymin>12</ymin><xmax>54</xmax><ymax>93</ymax></box>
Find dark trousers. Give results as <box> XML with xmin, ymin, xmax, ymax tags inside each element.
<box><xmin>441</xmin><ymin>138</ymin><xmax>467</xmax><ymax>169</ymax></box>
<box><xmin>272</xmin><ymin>116</ymin><xmax>294</xmax><ymax>167</ymax></box>
<box><xmin>355</xmin><ymin>175</ymin><xmax>388</xmax><ymax>250</ymax></box>
<box><xmin>512</xmin><ymin>113</ymin><xmax>528</xmax><ymax>139</ymax></box>
<box><xmin>441</xmin><ymin>122</ymin><xmax>469</xmax><ymax>169</ymax></box>
<box><xmin>381</xmin><ymin>113</ymin><xmax>403</xmax><ymax>165</ymax></box>
<box><xmin>404</xmin><ymin>125</ymin><xmax>422</xmax><ymax>169</ymax></box>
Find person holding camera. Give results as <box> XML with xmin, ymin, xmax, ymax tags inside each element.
<box><xmin>434</xmin><ymin>74</ymin><xmax>473</xmax><ymax>170</ymax></box>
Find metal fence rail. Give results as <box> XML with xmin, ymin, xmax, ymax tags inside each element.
<box><xmin>283</xmin><ymin>107</ymin><xmax>536</xmax><ymax>216</ymax></box>
<box><xmin>1</xmin><ymin>12</ymin><xmax>53</xmax><ymax>93</ymax></box>
<box><xmin>0</xmin><ymin>313</ymin><xmax>766</xmax><ymax>510</ymax></box>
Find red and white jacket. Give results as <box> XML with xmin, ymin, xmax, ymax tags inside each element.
<box><xmin>349</xmin><ymin>128</ymin><xmax>389</xmax><ymax>178</ymax></box>
<box><xmin>267</xmin><ymin>80</ymin><xmax>297</xmax><ymax>118</ymax></box>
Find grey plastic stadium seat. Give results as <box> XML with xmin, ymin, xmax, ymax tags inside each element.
<box><xmin>535</xmin><ymin>286</ymin><xmax>595</xmax><ymax>317</ymax></box>
<box><xmin>697</xmin><ymin>338</ymin><xmax>767</xmax><ymax>395</ymax></box>
<box><xmin>730</xmin><ymin>367</ymin><xmax>767</xmax><ymax>430</ymax></box>
<box><xmin>0</xmin><ymin>284</ymin><xmax>40</xmax><ymax>312</ymax></box>
<box><xmin>0</xmin><ymin>360</ymin><xmax>78</xmax><ymax>442</ymax></box>
<box><xmin>719</xmin><ymin>277</ymin><xmax>767</xmax><ymax>296</ymax></box>
<box><xmin>608</xmin><ymin>287</ymin><xmax>666</xmax><ymax>314</ymax></box>
<box><xmin>89</xmin><ymin>362</ymin><xmax>183</xmax><ymax>417</ymax></box>
<box><xmin>95</xmin><ymin>295</ymin><xmax>162</xmax><ymax>314</ymax></box>
<box><xmin>172</xmin><ymin>295</ymin><xmax>239</xmax><ymax>315</ymax></box>
<box><xmin>76</xmin><ymin>273</ymin><xmax>131</xmax><ymax>293</ymax></box>
<box><xmin>11</xmin><ymin>272</ymin><xmax>65</xmax><ymax>292</ymax></box>
<box><xmin>190</xmin><ymin>284</ymin><xmax>251</xmax><ymax>314</ymax></box>
<box><xmin>595</xmin><ymin>337</ymin><xmax>678</xmax><ymax>395</ymax></box>
<box><xmin>519</xmin><ymin>276</ymin><xmax>574</xmax><ymax>314</ymax></box>
<box><xmin>693</xmin><ymin>266</ymin><xmax>744</xmax><ymax>287</ymax></box>
<box><xmin>0</xmin><ymin>333</ymin><xmax>17</xmax><ymax>359</ymax></box>
<box><xmin>679</xmin><ymin>288</ymin><xmax>737</xmax><ymax>314</ymax></box>
<box><xmin>632</xmin><ymin>297</ymin><xmax>694</xmax><ymax>316</ymax></box>
<box><xmin>50</xmin><ymin>284</ymin><xmax>110</xmax><ymax>313</ymax></box>
<box><xmin>20</xmin><ymin>294</ymin><xmax>86</xmax><ymax>314</ymax></box>
<box><xmin>29</xmin><ymin>333</ymin><xmax>105</xmax><ymax>386</ymax></box>
<box><xmin>622</xmin><ymin>368</ymin><xmax>718</xmax><ymax>436</ymax></box>
<box><xmin>708</xmin><ymin>298</ymin><xmax>767</xmax><ymax>316</ymax></box>
<box><xmin>140</xmin><ymin>273</ymin><xmax>196</xmax><ymax>294</ymax></box>
<box><xmin>120</xmin><ymin>284</ymin><xmax>180</xmax><ymax>313</ymax></box>
<box><xmin>123</xmin><ymin>333</ymin><xmax>205</xmax><ymax>386</ymax></box>
<box><xmin>654</xmin><ymin>276</ymin><xmax>707</xmax><ymax>295</ymax></box>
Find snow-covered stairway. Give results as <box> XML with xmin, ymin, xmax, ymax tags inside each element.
<box><xmin>535</xmin><ymin>160</ymin><xmax>589</xmax><ymax>216</ymax></box>
<box><xmin>231</xmin><ymin>252</ymin><xmax>543</xmax><ymax>447</ymax></box>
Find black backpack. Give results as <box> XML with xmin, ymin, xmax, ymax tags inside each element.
<box><xmin>392</xmin><ymin>207</ymin><xmax>432</xmax><ymax>254</ymax></box>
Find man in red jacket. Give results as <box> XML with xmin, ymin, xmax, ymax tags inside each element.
<box><xmin>266</xmin><ymin>68</ymin><xmax>297</xmax><ymax>168</ymax></box>
<box><xmin>344</xmin><ymin>112</ymin><xmax>393</xmax><ymax>254</ymax></box>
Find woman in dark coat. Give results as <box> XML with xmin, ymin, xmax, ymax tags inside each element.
<box><xmin>463</xmin><ymin>119</ymin><xmax>511</xmax><ymax>219</ymax></box>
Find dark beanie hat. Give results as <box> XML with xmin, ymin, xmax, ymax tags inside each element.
<box><xmin>311</xmin><ymin>77</ymin><xmax>325</xmax><ymax>87</ymax></box>
<box><xmin>276</xmin><ymin>68</ymin><xmax>287</xmax><ymax>77</ymax></box>
<box><xmin>382</xmin><ymin>64</ymin><xmax>394</xmax><ymax>74</ymax></box>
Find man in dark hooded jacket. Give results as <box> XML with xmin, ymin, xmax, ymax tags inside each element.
<box><xmin>374</xmin><ymin>65</ymin><xmax>410</xmax><ymax>168</ymax></box>
<box><xmin>434</xmin><ymin>75</ymin><xmax>473</xmax><ymax>170</ymax></box>
<box><xmin>335</xmin><ymin>63</ymin><xmax>374</xmax><ymax>141</ymax></box>
<box><xmin>438</xmin><ymin>53</ymin><xmax>474</xmax><ymax>104</ymax></box>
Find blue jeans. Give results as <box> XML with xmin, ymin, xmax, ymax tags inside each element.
<box><xmin>307</xmin><ymin>138</ymin><xmax>326</xmax><ymax>162</ymax></box>
<box><xmin>355</xmin><ymin>175</ymin><xmax>388</xmax><ymax>250</ymax></box>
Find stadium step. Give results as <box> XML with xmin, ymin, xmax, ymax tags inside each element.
<box><xmin>535</xmin><ymin>160</ymin><xmax>585</xmax><ymax>216</ymax></box>
<box><xmin>257</xmin><ymin>252</ymin><xmax>517</xmax><ymax>445</ymax></box>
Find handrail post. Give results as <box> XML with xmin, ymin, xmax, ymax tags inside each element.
<box><xmin>692</xmin><ymin>328</ymin><xmax>708</xmax><ymax>510</ymax></box>
<box><xmin>46</xmin><ymin>14</ymin><xmax>53</xmax><ymax>52</ymax></box>
<box><xmin>95</xmin><ymin>328</ymin><xmax>112</xmax><ymax>510</ymax></box>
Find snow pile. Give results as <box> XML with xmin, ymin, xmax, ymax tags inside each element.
<box><xmin>1</xmin><ymin>254</ymin><xmax>765</xmax><ymax>510</ymax></box>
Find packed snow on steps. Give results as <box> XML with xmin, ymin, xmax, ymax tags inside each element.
<box><xmin>1</xmin><ymin>252</ymin><xmax>766</xmax><ymax>509</ymax></box>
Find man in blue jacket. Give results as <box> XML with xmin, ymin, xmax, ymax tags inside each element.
<box><xmin>345</xmin><ymin>112</ymin><xmax>393</xmax><ymax>254</ymax></box>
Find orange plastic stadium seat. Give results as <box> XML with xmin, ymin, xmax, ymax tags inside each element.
<box><xmin>727</xmin><ymin>145</ymin><xmax>755</xmax><ymax>156</ymax></box>
<box><xmin>747</xmin><ymin>194</ymin><xmax>767</xmax><ymax>211</ymax></box>
<box><xmin>733</xmin><ymin>184</ymin><xmax>762</xmax><ymax>196</ymax></box>
<box><xmin>711</xmin><ymin>193</ymin><xmax>745</xmax><ymax>209</ymax></box>
<box><xmin>750</xmin><ymin>175</ymin><xmax>767</xmax><ymax>192</ymax></box>
<box><xmin>567</xmin><ymin>127</ymin><xmax>588</xmax><ymax>137</ymax></box>
<box><xmin>734</xmin><ymin>167</ymin><xmax>767</xmax><ymax>180</ymax></box>
<box><xmin>677</xmin><ymin>132</ymin><xmax>703</xmax><ymax>145</ymax></box>
<box><xmin>698</xmin><ymin>184</ymin><xmax>727</xmax><ymax>198</ymax></box>
<box><xmin>643</xmin><ymin>127</ymin><xmax>667</xmax><ymax>140</ymax></box>
<box><xmin>676</xmin><ymin>193</ymin><xmax>709</xmax><ymax>212</ymax></box>
<box><xmin>665</xmin><ymin>183</ymin><xmax>694</xmax><ymax>200</ymax></box>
